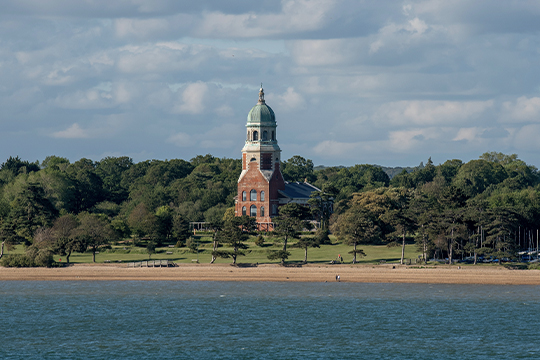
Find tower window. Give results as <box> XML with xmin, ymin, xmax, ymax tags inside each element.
<box><xmin>242</xmin><ymin>191</ymin><xmax>246</xmax><ymax>201</ymax></box>
<box><xmin>260</xmin><ymin>191</ymin><xmax>265</xmax><ymax>201</ymax></box>
<box><xmin>272</xmin><ymin>131</ymin><xmax>275</xmax><ymax>141</ymax></box>
<box><xmin>262</xmin><ymin>131</ymin><xmax>268</xmax><ymax>141</ymax></box>
<box><xmin>250</xmin><ymin>205</ymin><xmax>257</xmax><ymax>217</ymax></box>
<box><xmin>242</xmin><ymin>206</ymin><xmax>247</xmax><ymax>216</ymax></box>
<box><xmin>261</xmin><ymin>153</ymin><xmax>272</xmax><ymax>170</ymax></box>
<box><xmin>250</xmin><ymin>189</ymin><xmax>257</xmax><ymax>201</ymax></box>
<box><xmin>253</xmin><ymin>131</ymin><xmax>258</xmax><ymax>141</ymax></box>
<box><xmin>260</xmin><ymin>206</ymin><xmax>265</xmax><ymax>217</ymax></box>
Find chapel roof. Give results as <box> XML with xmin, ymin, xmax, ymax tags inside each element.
<box><xmin>247</xmin><ymin>86</ymin><xmax>276</xmax><ymax>125</ymax></box>
<box><xmin>279</xmin><ymin>181</ymin><xmax>321</xmax><ymax>200</ymax></box>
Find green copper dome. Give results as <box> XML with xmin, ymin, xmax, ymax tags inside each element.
<box><xmin>247</xmin><ymin>104</ymin><xmax>275</xmax><ymax>124</ymax></box>
<box><xmin>247</xmin><ymin>86</ymin><xmax>276</xmax><ymax>124</ymax></box>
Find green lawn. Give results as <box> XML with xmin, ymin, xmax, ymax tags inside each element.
<box><xmin>3</xmin><ymin>235</ymin><xmax>423</xmax><ymax>265</ymax></box>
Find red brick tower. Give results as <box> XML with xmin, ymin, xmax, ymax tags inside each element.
<box><xmin>235</xmin><ymin>86</ymin><xmax>285</xmax><ymax>230</ymax></box>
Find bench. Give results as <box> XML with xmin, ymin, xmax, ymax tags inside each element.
<box><xmin>166</xmin><ymin>251</ymin><xmax>173</xmax><ymax>255</ymax></box>
<box><xmin>192</xmin><ymin>259</ymin><xmax>199</xmax><ymax>263</ymax></box>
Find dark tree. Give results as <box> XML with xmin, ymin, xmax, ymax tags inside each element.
<box><xmin>10</xmin><ymin>183</ymin><xmax>58</xmax><ymax>241</ymax></box>
<box><xmin>51</xmin><ymin>214</ymin><xmax>85</xmax><ymax>264</ymax></box>
<box><xmin>332</xmin><ymin>207</ymin><xmax>379</xmax><ymax>263</ymax></box>
<box><xmin>75</xmin><ymin>213</ymin><xmax>114</xmax><ymax>263</ymax></box>
<box><xmin>213</xmin><ymin>220</ymin><xmax>248</xmax><ymax>265</ymax></box>
<box><xmin>270</xmin><ymin>203</ymin><xmax>311</xmax><ymax>264</ymax></box>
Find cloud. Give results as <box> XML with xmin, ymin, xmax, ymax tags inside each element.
<box><xmin>271</xmin><ymin>87</ymin><xmax>305</xmax><ymax>111</ymax></box>
<box><xmin>513</xmin><ymin>124</ymin><xmax>540</xmax><ymax>151</ymax></box>
<box><xmin>312</xmin><ymin>140</ymin><xmax>360</xmax><ymax>157</ymax></box>
<box><xmin>453</xmin><ymin>127</ymin><xmax>482</xmax><ymax>142</ymax></box>
<box><xmin>388</xmin><ymin>128</ymin><xmax>441</xmax><ymax>151</ymax></box>
<box><xmin>375</xmin><ymin>100</ymin><xmax>494</xmax><ymax>126</ymax></box>
<box><xmin>166</xmin><ymin>132</ymin><xmax>195</xmax><ymax>147</ymax></box>
<box><xmin>502</xmin><ymin>96</ymin><xmax>540</xmax><ymax>122</ymax></box>
<box><xmin>51</xmin><ymin>123</ymin><xmax>90</xmax><ymax>139</ymax></box>
<box><xmin>195</xmin><ymin>0</ymin><xmax>335</xmax><ymax>38</ymax></box>
<box><xmin>173</xmin><ymin>82</ymin><xmax>208</xmax><ymax>114</ymax></box>
<box><xmin>168</xmin><ymin>123</ymin><xmax>240</xmax><ymax>149</ymax></box>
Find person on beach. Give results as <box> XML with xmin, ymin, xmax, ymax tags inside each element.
<box><xmin>337</xmin><ymin>275</ymin><xmax>340</xmax><ymax>282</ymax></box>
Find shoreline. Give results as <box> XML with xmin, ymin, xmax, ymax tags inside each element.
<box><xmin>1</xmin><ymin>263</ymin><xmax>540</xmax><ymax>284</ymax></box>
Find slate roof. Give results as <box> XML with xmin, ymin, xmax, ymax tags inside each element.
<box><xmin>279</xmin><ymin>181</ymin><xmax>320</xmax><ymax>200</ymax></box>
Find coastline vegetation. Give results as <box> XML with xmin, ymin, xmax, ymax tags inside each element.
<box><xmin>1</xmin><ymin>152</ymin><xmax>540</xmax><ymax>268</ymax></box>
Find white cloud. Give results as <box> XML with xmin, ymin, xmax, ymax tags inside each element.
<box><xmin>513</xmin><ymin>124</ymin><xmax>540</xmax><ymax>151</ymax></box>
<box><xmin>388</xmin><ymin>128</ymin><xmax>441</xmax><ymax>151</ymax></box>
<box><xmin>272</xmin><ymin>87</ymin><xmax>305</xmax><ymax>111</ymax></box>
<box><xmin>375</xmin><ymin>100</ymin><xmax>494</xmax><ymax>126</ymax></box>
<box><xmin>502</xmin><ymin>96</ymin><xmax>540</xmax><ymax>121</ymax></box>
<box><xmin>51</xmin><ymin>123</ymin><xmax>90</xmax><ymax>139</ymax></box>
<box><xmin>168</xmin><ymin>124</ymin><xmax>240</xmax><ymax>149</ymax></box>
<box><xmin>195</xmin><ymin>0</ymin><xmax>334</xmax><ymax>38</ymax></box>
<box><xmin>173</xmin><ymin>82</ymin><xmax>208</xmax><ymax>114</ymax></box>
<box><xmin>453</xmin><ymin>127</ymin><xmax>482</xmax><ymax>142</ymax></box>
<box><xmin>167</xmin><ymin>132</ymin><xmax>195</xmax><ymax>147</ymax></box>
<box><xmin>312</xmin><ymin>140</ymin><xmax>359</xmax><ymax>157</ymax></box>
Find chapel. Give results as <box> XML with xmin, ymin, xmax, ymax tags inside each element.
<box><xmin>234</xmin><ymin>87</ymin><xmax>321</xmax><ymax>230</ymax></box>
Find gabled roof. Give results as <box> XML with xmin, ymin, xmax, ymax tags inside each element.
<box><xmin>278</xmin><ymin>181</ymin><xmax>320</xmax><ymax>200</ymax></box>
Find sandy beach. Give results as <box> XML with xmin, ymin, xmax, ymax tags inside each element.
<box><xmin>1</xmin><ymin>263</ymin><xmax>539</xmax><ymax>284</ymax></box>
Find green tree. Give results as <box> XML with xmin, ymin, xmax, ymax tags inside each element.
<box><xmin>308</xmin><ymin>183</ymin><xmax>337</xmax><ymax>230</ymax></box>
<box><xmin>292</xmin><ymin>237</ymin><xmax>320</xmax><ymax>263</ymax></box>
<box><xmin>1</xmin><ymin>156</ymin><xmax>39</xmax><ymax>174</ymax></box>
<box><xmin>172</xmin><ymin>211</ymin><xmax>191</xmax><ymax>244</ymax></box>
<box><xmin>41</xmin><ymin>156</ymin><xmax>70</xmax><ymax>170</ymax></box>
<box><xmin>453</xmin><ymin>159</ymin><xmax>507</xmax><ymax>197</ymax></box>
<box><xmin>128</xmin><ymin>203</ymin><xmax>158</xmax><ymax>239</ymax></box>
<box><xmin>95</xmin><ymin>156</ymin><xmax>133</xmax><ymax>204</ymax></box>
<box><xmin>270</xmin><ymin>203</ymin><xmax>311</xmax><ymax>264</ymax></box>
<box><xmin>155</xmin><ymin>205</ymin><xmax>174</xmax><ymax>241</ymax></box>
<box><xmin>146</xmin><ymin>241</ymin><xmax>157</xmax><ymax>259</ymax></box>
<box><xmin>281</xmin><ymin>156</ymin><xmax>315</xmax><ymax>182</ymax></box>
<box><xmin>213</xmin><ymin>220</ymin><xmax>248</xmax><ymax>265</ymax></box>
<box><xmin>51</xmin><ymin>214</ymin><xmax>85</xmax><ymax>264</ymax></box>
<box><xmin>9</xmin><ymin>183</ymin><xmax>58</xmax><ymax>241</ymax></box>
<box><xmin>332</xmin><ymin>207</ymin><xmax>379</xmax><ymax>263</ymax></box>
<box><xmin>75</xmin><ymin>213</ymin><xmax>114</xmax><ymax>263</ymax></box>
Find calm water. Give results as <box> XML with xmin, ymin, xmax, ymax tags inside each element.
<box><xmin>1</xmin><ymin>281</ymin><xmax>539</xmax><ymax>359</ymax></box>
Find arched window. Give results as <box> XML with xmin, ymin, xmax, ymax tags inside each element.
<box><xmin>242</xmin><ymin>206</ymin><xmax>247</xmax><ymax>216</ymax></box>
<box><xmin>242</xmin><ymin>191</ymin><xmax>246</xmax><ymax>201</ymax></box>
<box><xmin>250</xmin><ymin>205</ymin><xmax>257</xmax><ymax>217</ymax></box>
<box><xmin>250</xmin><ymin>189</ymin><xmax>257</xmax><ymax>201</ymax></box>
<box><xmin>262</xmin><ymin>130</ymin><xmax>268</xmax><ymax>141</ymax></box>
<box><xmin>260</xmin><ymin>191</ymin><xmax>265</xmax><ymax>201</ymax></box>
<box><xmin>272</xmin><ymin>204</ymin><xmax>278</xmax><ymax>215</ymax></box>
<box><xmin>260</xmin><ymin>206</ymin><xmax>265</xmax><ymax>217</ymax></box>
<box><xmin>253</xmin><ymin>131</ymin><xmax>258</xmax><ymax>141</ymax></box>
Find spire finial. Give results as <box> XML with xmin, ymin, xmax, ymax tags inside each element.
<box><xmin>258</xmin><ymin>84</ymin><xmax>265</xmax><ymax>104</ymax></box>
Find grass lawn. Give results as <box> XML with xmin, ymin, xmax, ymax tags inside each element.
<box><xmin>3</xmin><ymin>235</ymin><xmax>423</xmax><ymax>265</ymax></box>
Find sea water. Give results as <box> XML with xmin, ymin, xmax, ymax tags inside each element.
<box><xmin>1</xmin><ymin>281</ymin><xmax>539</xmax><ymax>359</ymax></box>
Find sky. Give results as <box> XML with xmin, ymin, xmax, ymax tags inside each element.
<box><xmin>1</xmin><ymin>0</ymin><xmax>540</xmax><ymax>168</ymax></box>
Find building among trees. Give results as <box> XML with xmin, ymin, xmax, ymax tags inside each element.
<box><xmin>235</xmin><ymin>86</ymin><xmax>322</xmax><ymax>230</ymax></box>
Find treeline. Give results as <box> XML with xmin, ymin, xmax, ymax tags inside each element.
<box><xmin>329</xmin><ymin>153</ymin><xmax>540</xmax><ymax>264</ymax></box>
<box><xmin>0</xmin><ymin>152</ymin><xmax>539</xmax><ymax>266</ymax></box>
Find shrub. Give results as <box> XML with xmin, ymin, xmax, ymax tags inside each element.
<box><xmin>255</xmin><ymin>235</ymin><xmax>265</xmax><ymax>247</ymax></box>
<box><xmin>1</xmin><ymin>254</ymin><xmax>36</xmax><ymax>267</ymax></box>
<box><xmin>34</xmin><ymin>250</ymin><xmax>54</xmax><ymax>267</ymax></box>
<box><xmin>186</xmin><ymin>237</ymin><xmax>198</xmax><ymax>253</ymax></box>
<box><xmin>175</xmin><ymin>240</ymin><xmax>185</xmax><ymax>248</ymax></box>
